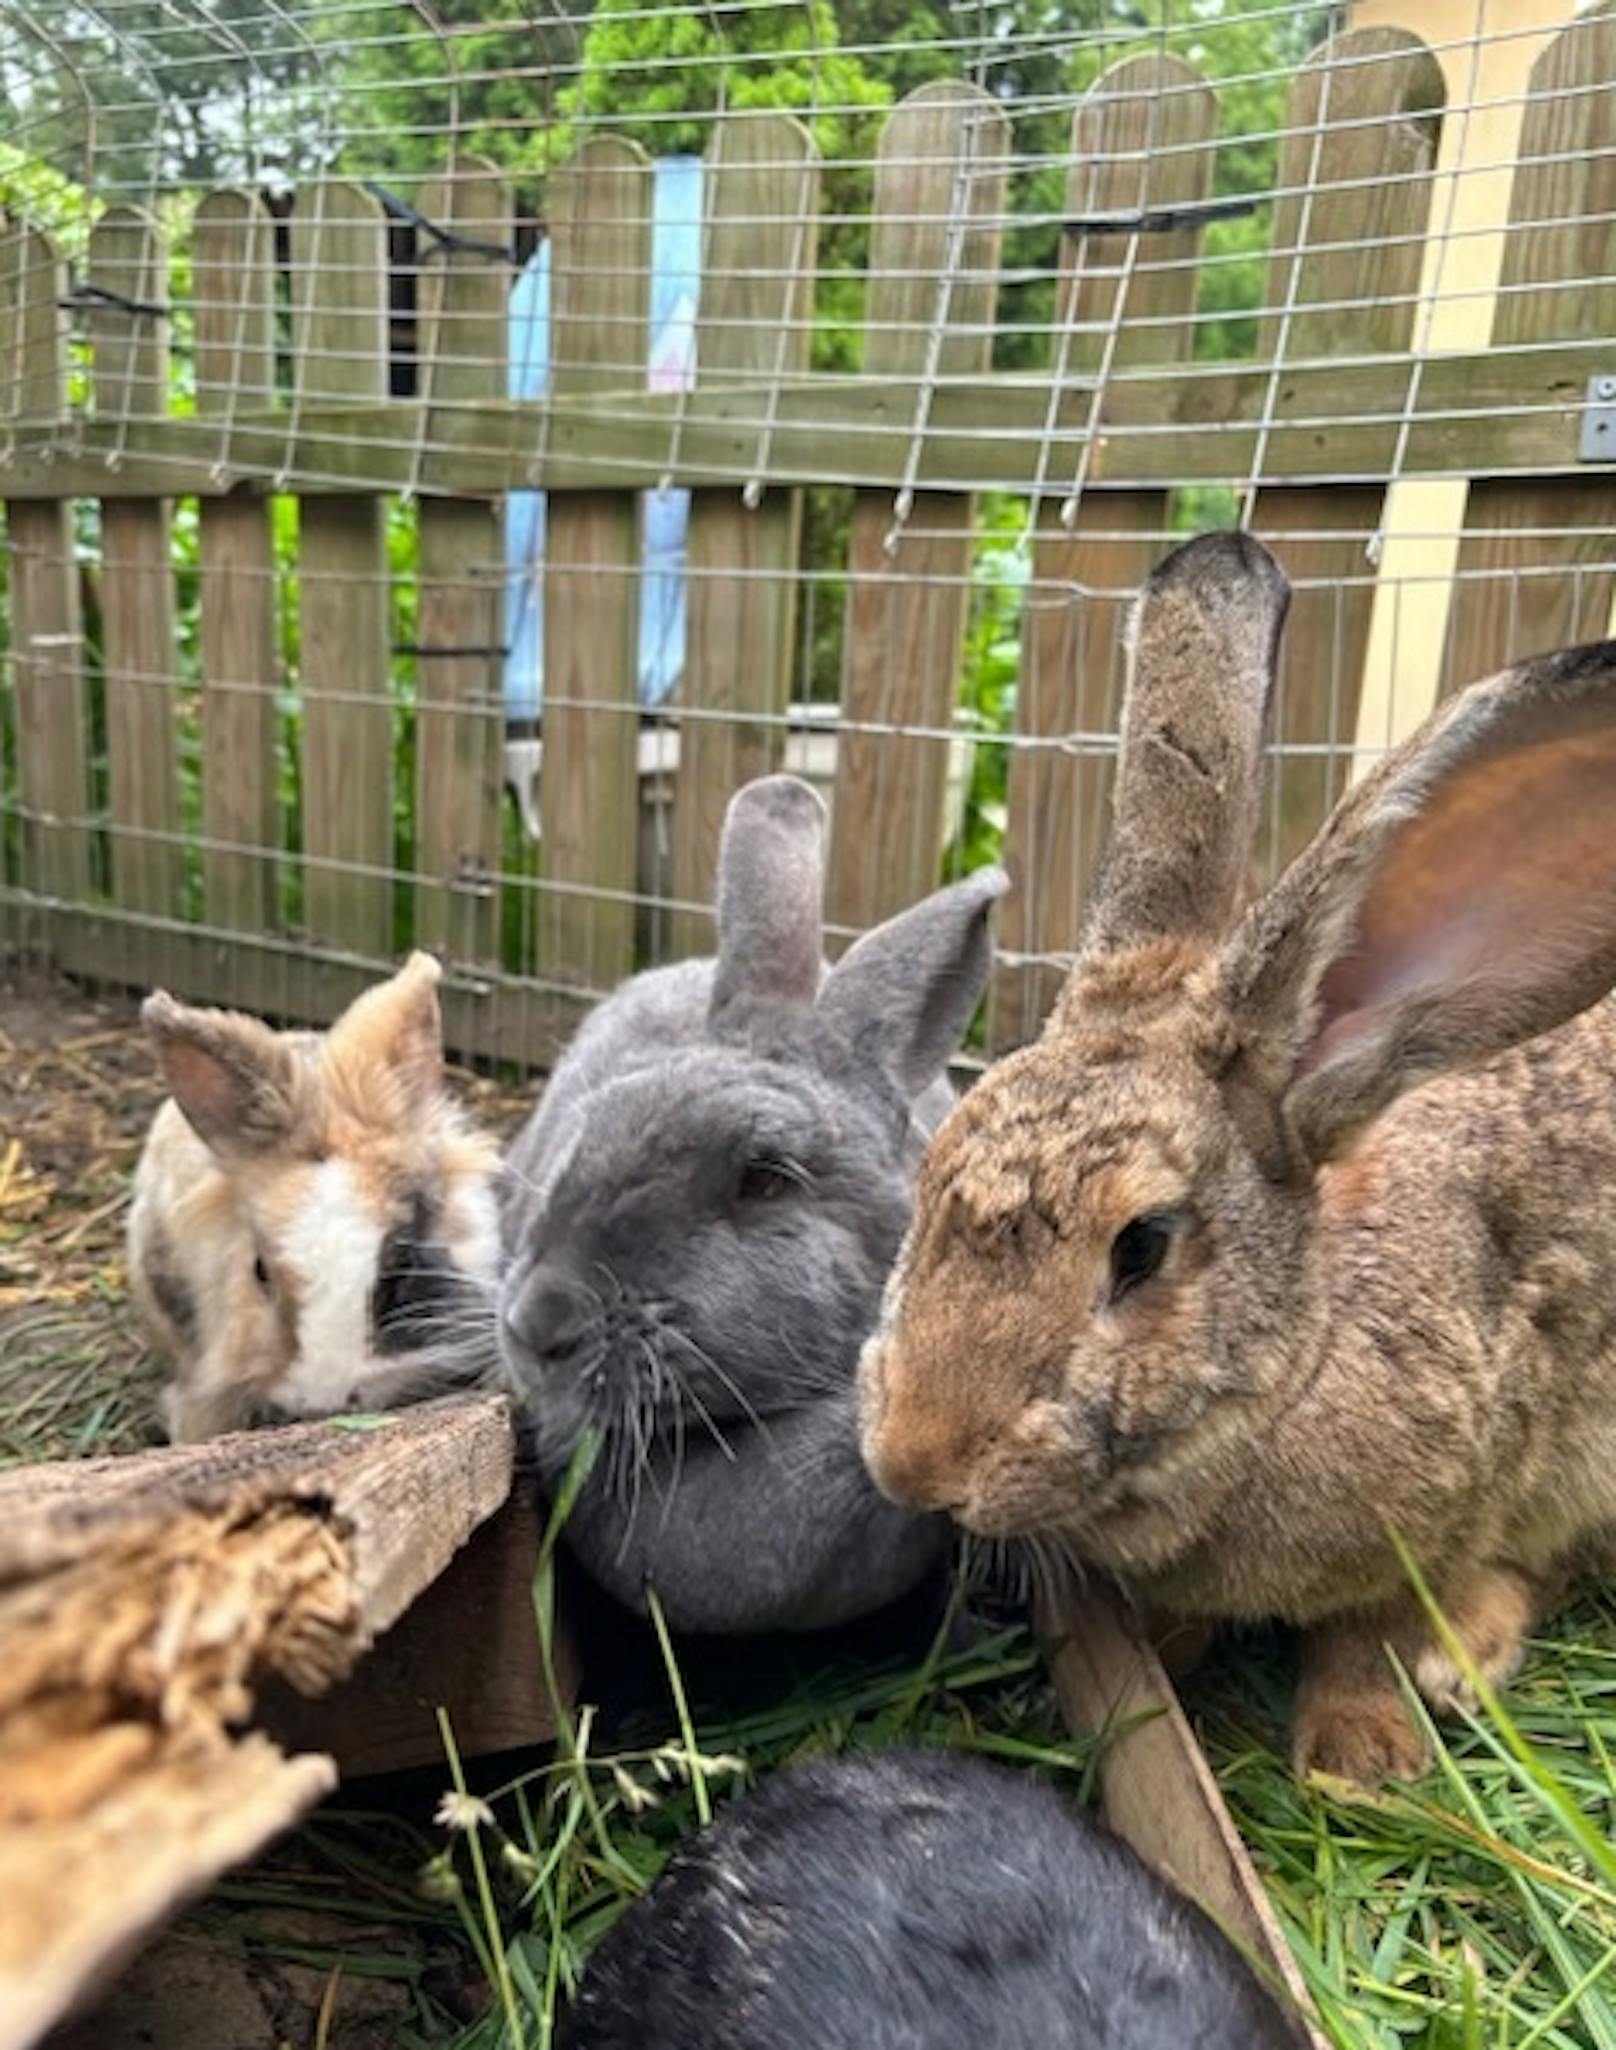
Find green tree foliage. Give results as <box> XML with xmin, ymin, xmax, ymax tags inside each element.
<box><xmin>556</xmin><ymin>0</ymin><xmax>890</xmax><ymax>162</ymax></box>
<box><xmin>313</xmin><ymin>0</ymin><xmax>594</xmax><ymax>182</ymax></box>
<box><xmin>1</xmin><ymin>0</ymin><xmax>325</xmax><ymax>193</ymax></box>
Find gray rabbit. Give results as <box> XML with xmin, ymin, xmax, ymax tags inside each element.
<box><xmin>499</xmin><ymin>774</ymin><xmax>1008</xmax><ymax>1632</ymax></box>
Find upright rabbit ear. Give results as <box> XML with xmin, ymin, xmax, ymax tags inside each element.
<box><xmin>1081</xmin><ymin>530</ymin><xmax>1289</xmax><ymax>956</ymax></box>
<box><xmin>818</xmin><ymin>866</ymin><xmax>1010</xmax><ymax>1097</ymax></box>
<box><xmin>143</xmin><ymin>992</ymin><xmax>304</xmax><ymax>1159</ymax></box>
<box><xmin>323</xmin><ymin>951</ymin><xmax>445</xmax><ymax>1110</ymax></box>
<box><xmin>1221</xmin><ymin>639</ymin><xmax>1616</xmax><ymax>1169</ymax></box>
<box><xmin>711</xmin><ymin>775</ymin><xmax>827</xmax><ymax>1015</ymax></box>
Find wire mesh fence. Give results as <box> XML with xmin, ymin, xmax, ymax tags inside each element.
<box><xmin>0</xmin><ymin>0</ymin><xmax>1611</xmax><ymax>1067</ymax></box>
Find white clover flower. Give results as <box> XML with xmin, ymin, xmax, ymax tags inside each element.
<box><xmin>435</xmin><ymin>1789</ymin><xmax>495</xmax><ymax>1834</ymax></box>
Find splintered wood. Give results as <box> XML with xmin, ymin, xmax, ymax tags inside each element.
<box><xmin>0</xmin><ymin>1395</ymin><xmax>516</xmax><ymax>2050</ymax></box>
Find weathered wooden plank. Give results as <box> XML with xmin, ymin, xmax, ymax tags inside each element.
<box><xmin>668</xmin><ymin>113</ymin><xmax>821</xmax><ymax>961</ymax></box>
<box><xmin>992</xmin><ymin>53</ymin><xmax>1216</xmax><ymax>1050</ymax></box>
<box><xmin>414</xmin><ymin>158</ymin><xmax>508</xmax><ymax>965</ymax></box>
<box><xmin>1043</xmin><ymin>1579</ymin><xmax>1326</xmax><ymax>2049</ymax></box>
<box><xmin>0</xmin><ymin>1397</ymin><xmax>527</xmax><ymax>2050</ymax></box>
<box><xmin>538</xmin><ymin>136</ymin><xmax>652</xmax><ymax>993</ymax></box>
<box><xmin>826</xmin><ymin>82</ymin><xmax>1010</xmax><ymax>939</ymax></box>
<box><xmin>90</xmin><ymin>207</ymin><xmax>186</xmax><ymax>922</ymax></box>
<box><xmin>259</xmin><ymin>1477</ymin><xmax>575</xmax><ymax>1778</ymax></box>
<box><xmin>1</xmin><ymin>334</ymin><xmax>1608</xmax><ymax>500</ymax></box>
<box><xmin>1253</xmin><ymin>26</ymin><xmax>1444</xmax><ymax>872</ymax></box>
<box><xmin>3</xmin><ymin>216</ymin><xmax>91</xmax><ymax>907</ymax></box>
<box><xmin>290</xmin><ymin>179</ymin><xmax>394</xmax><ymax>959</ymax></box>
<box><xmin>1441</xmin><ymin>8</ymin><xmax>1616</xmax><ymax>699</ymax></box>
<box><xmin>194</xmin><ymin>189</ymin><xmax>281</xmax><ymax>936</ymax></box>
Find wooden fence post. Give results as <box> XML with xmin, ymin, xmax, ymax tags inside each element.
<box><xmin>825</xmin><ymin>81</ymin><xmax>1009</xmax><ymax>944</ymax></box>
<box><xmin>413</xmin><ymin>156</ymin><xmax>508</xmax><ymax>969</ymax></box>
<box><xmin>1250</xmin><ymin>26</ymin><xmax>1443</xmax><ymax>870</ymax></box>
<box><xmin>90</xmin><ymin>206</ymin><xmax>186</xmax><ymax>927</ymax></box>
<box><xmin>194</xmin><ymin>189</ymin><xmax>280</xmax><ymax>939</ymax></box>
<box><xmin>1</xmin><ymin>216</ymin><xmax>91</xmax><ymax>908</ymax></box>
<box><xmin>991</xmin><ymin>53</ymin><xmax>1217</xmax><ymax>1051</ymax></box>
<box><xmin>290</xmin><ymin>178</ymin><xmax>394</xmax><ymax>961</ymax></box>
<box><xmin>667</xmin><ymin>113</ymin><xmax>821</xmax><ymax>961</ymax></box>
<box><xmin>1440</xmin><ymin>9</ymin><xmax>1616</xmax><ymax>694</ymax></box>
<box><xmin>538</xmin><ymin>135</ymin><xmax>652</xmax><ymax>996</ymax></box>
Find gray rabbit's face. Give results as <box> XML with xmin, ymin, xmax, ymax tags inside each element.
<box><xmin>489</xmin><ymin>775</ymin><xmax>1007</xmax><ymax>1630</ymax></box>
<box><xmin>500</xmin><ymin>1021</ymin><xmax>914</xmax><ymax>1456</ymax></box>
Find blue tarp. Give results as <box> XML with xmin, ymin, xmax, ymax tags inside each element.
<box><xmin>504</xmin><ymin>154</ymin><xmax>702</xmax><ymax>721</ymax></box>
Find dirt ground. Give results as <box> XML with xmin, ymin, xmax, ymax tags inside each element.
<box><xmin>1</xmin><ymin>964</ymin><xmax>542</xmax><ymax>2049</ymax></box>
<box><xmin>0</xmin><ymin>969</ymin><xmax>168</xmax><ymax>1462</ymax></box>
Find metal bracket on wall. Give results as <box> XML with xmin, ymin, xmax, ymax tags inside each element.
<box><xmin>1579</xmin><ymin>375</ymin><xmax>1616</xmax><ymax>461</ymax></box>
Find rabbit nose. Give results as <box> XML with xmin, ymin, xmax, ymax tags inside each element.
<box><xmin>865</xmin><ymin>1416</ymin><xmax>970</xmax><ymax>1517</ymax></box>
<box><xmin>508</xmin><ymin>1265</ymin><xmax>597</xmax><ymax>1367</ymax></box>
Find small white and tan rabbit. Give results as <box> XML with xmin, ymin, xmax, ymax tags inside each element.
<box><xmin>129</xmin><ymin>952</ymin><xmax>501</xmax><ymax>1442</ymax></box>
<box><xmin>860</xmin><ymin>530</ymin><xmax>1616</xmax><ymax>1787</ymax></box>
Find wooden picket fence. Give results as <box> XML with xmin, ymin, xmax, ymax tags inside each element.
<box><xmin>1</xmin><ymin>13</ymin><xmax>1613</xmax><ymax>1065</ymax></box>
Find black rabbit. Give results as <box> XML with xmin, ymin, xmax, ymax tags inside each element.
<box><xmin>559</xmin><ymin>1747</ymin><xmax>1305</xmax><ymax>2049</ymax></box>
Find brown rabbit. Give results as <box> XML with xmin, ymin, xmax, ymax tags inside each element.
<box><xmin>129</xmin><ymin>953</ymin><xmax>501</xmax><ymax>1443</ymax></box>
<box><xmin>858</xmin><ymin>530</ymin><xmax>1616</xmax><ymax>1787</ymax></box>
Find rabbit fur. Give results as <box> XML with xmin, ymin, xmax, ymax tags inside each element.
<box><xmin>130</xmin><ymin>952</ymin><xmax>501</xmax><ymax>1442</ymax></box>
<box><xmin>859</xmin><ymin>529</ymin><xmax>1616</xmax><ymax>1786</ymax></box>
<box><xmin>499</xmin><ymin>773</ymin><xmax>1008</xmax><ymax>1633</ymax></box>
<box><xmin>557</xmin><ymin>1747</ymin><xmax>1304</xmax><ymax>2049</ymax></box>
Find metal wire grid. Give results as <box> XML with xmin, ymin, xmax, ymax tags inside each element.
<box><xmin>0</xmin><ymin>1</ymin><xmax>1611</xmax><ymax>1062</ymax></box>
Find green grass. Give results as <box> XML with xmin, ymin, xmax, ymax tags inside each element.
<box><xmin>1190</xmin><ymin>1597</ymin><xmax>1616</xmax><ymax>2050</ymax></box>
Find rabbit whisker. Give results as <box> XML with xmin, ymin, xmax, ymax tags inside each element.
<box><xmin>661</xmin><ymin>1351</ymin><xmax>738</xmax><ymax>1464</ymax></box>
<box><xmin>658</xmin><ymin>1324</ymin><xmax>774</xmax><ymax>1449</ymax></box>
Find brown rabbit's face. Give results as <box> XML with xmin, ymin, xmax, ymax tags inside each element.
<box><xmin>859</xmin><ymin>948</ymin><xmax>1295</xmax><ymax>1570</ymax></box>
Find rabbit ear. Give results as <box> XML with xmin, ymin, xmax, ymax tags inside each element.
<box><xmin>1221</xmin><ymin>639</ymin><xmax>1616</xmax><ymax>1168</ymax></box>
<box><xmin>711</xmin><ymin>775</ymin><xmax>827</xmax><ymax>1014</ymax></box>
<box><xmin>142</xmin><ymin>992</ymin><xmax>304</xmax><ymax>1159</ymax></box>
<box><xmin>323</xmin><ymin>951</ymin><xmax>446</xmax><ymax>1111</ymax></box>
<box><xmin>1082</xmin><ymin>530</ymin><xmax>1289</xmax><ymax>956</ymax></box>
<box><xmin>818</xmin><ymin>866</ymin><xmax>1010</xmax><ymax>1096</ymax></box>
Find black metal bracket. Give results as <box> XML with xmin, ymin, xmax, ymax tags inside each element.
<box><xmin>395</xmin><ymin>642</ymin><xmax>510</xmax><ymax>659</ymax></box>
<box><xmin>365</xmin><ymin>181</ymin><xmax>518</xmax><ymax>265</ymax></box>
<box><xmin>1064</xmin><ymin>195</ymin><xmax>1258</xmax><ymax>238</ymax></box>
<box><xmin>58</xmin><ymin>280</ymin><xmax>169</xmax><ymax>318</ymax></box>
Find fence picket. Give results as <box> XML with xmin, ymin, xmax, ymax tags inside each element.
<box><xmin>2</xmin><ymin>218</ymin><xmax>91</xmax><ymax>908</ymax></box>
<box><xmin>413</xmin><ymin>158</ymin><xmax>509</xmax><ymax>969</ymax></box>
<box><xmin>538</xmin><ymin>136</ymin><xmax>653</xmax><ymax>996</ymax></box>
<box><xmin>825</xmin><ymin>81</ymin><xmax>1010</xmax><ymax>941</ymax></box>
<box><xmin>992</xmin><ymin>53</ymin><xmax>1217</xmax><ymax>1050</ymax></box>
<box><xmin>91</xmin><ymin>206</ymin><xmax>186</xmax><ymax>926</ymax></box>
<box><xmin>290</xmin><ymin>178</ymin><xmax>394</xmax><ymax>961</ymax></box>
<box><xmin>1442</xmin><ymin>10</ymin><xmax>1616</xmax><ymax>693</ymax></box>
<box><xmin>668</xmin><ymin>113</ymin><xmax>821</xmax><ymax>961</ymax></box>
<box><xmin>194</xmin><ymin>189</ymin><xmax>280</xmax><ymax>939</ymax></box>
<box><xmin>1251</xmin><ymin>27</ymin><xmax>1444</xmax><ymax>870</ymax></box>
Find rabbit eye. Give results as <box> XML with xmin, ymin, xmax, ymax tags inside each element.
<box><xmin>252</xmin><ymin>1254</ymin><xmax>273</xmax><ymax>1294</ymax></box>
<box><xmin>737</xmin><ymin>1159</ymin><xmax>800</xmax><ymax>1206</ymax></box>
<box><xmin>1109</xmin><ymin>1213</ymin><xmax>1175</xmax><ymax>1303</ymax></box>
